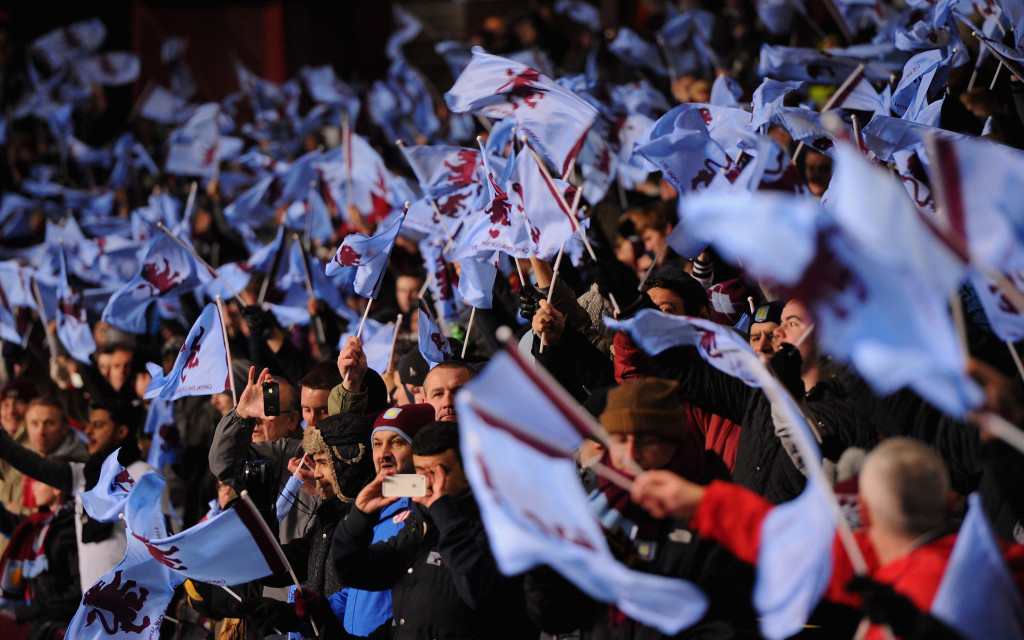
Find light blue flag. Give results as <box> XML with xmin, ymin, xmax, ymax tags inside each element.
<box><xmin>276</xmin><ymin>475</ymin><xmax>305</xmax><ymax>522</ymax></box>
<box><xmin>102</xmin><ymin>233</ymin><xmax>209</xmax><ymax>334</ymax></box>
<box><xmin>326</xmin><ymin>214</ymin><xmax>404</xmax><ymax>299</ymax></box>
<box><xmin>418</xmin><ymin>303</ymin><xmax>452</xmax><ymax>368</ymax></box>
<box><xmin>144</xmin><ymin>303</ymin><xmax>230</xmax><ymax>400</ymax></box>
<box><xmin>891</xmin><ymin>50</ymin><xmax>947</xmax><ymax>118</ymax></box>
<box><xmin>165</xmin><ymin>103</ymin><xmax>221</xmax><ymax>179</ymax></box>
<box><xmin>362</xmin><ymin>320</ymin><xmax>397</xmax><ymax>375</ymax></box>
<box><xmin>634</xmin><ymin>129</ymin><xmax>735</xmax><ymax>195</ymax></box>
<box><xmin>750</xmin><ymin>79</ymin><xmax>804</xmax><ymax>130</ymax></box>
<box><xmin>72</xmin><ymin>52</ymin><xmax>140</xmax><ymax>86</ymax></box>
<box><xmin>66</xmin><ymin>471</ymin><xmax>182</xmax><ymax>640</ymax></box>
<box><xmin>679</xmin><ymin>187</ymin><xmax>983</xmax><ymax>417</ymax></box>
<box><xmin>223</xmin><ymin>174</ymin><xmax>276</xmax><ymax>227</ymax></box>
<box><xmin>931</xmin><ymin>493</ymin><xmax>1024</xmax><ymax>640</ymax></box>
<box><xmin>56</xmin><ymin>245</ymin><xmax>97</xmax><ymax>364</ymax></box>
<box><xmin>457</xmin><ymin>351</ymin><xmax>709</xmax><ymax>634</ymax></box>
<box><xmin>608</xmin><ymin>27</ymin><xmax>667</xmax><ymax>75</ymax></box>
<box><xmin>78</xmin><ymin>448</ymin><xmax>136</xmax><ymax>524</ymax></box>
<box><xmin>125</xmin><ymin>479</ymin><xmax>290</xmax><ymax>586</ymax></box>
<box><xmin>455</xmin><ymin>253</ymin><xmax>497</xmax><ymax>309</ymax></box>
<box><xmin>145</xmin><ymin>398</ymin><xmax>181</xmax><ymax>470</ymax></box>
<box><xmin>554</xmin><ymin>0</ymin><xmax>601</xmax><ymax>32</ymax></box>
<box><xmin>386</xmin><ymin>5</ymin><xmax>423</xmax><ymax>59</ymax></box>
<box><xmin>445</xmin><ymin>47</ymin><xmax>598</xmax><ymax>175</ymax></box>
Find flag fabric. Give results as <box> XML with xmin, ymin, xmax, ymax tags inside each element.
<box><xmin>420</xmin><ymin>237</ymin><xmax>461</xmax><ymax>321</ymax></box>
<box><xmin>77</xmin><ymin>448</ymin><xmax>137</xmax><ymax>524</ymax></box>
<box><xmin>223</xmin><ymin>174</ymin><xmax>277</xmax><ymax>227</ymax></box>
<box><xmin>555</xmin><ymin>0</ymin><xmax>602</xmax><ymax>31</ymax></box>
<box><xmin>66</xmin><ymin>472</ymin><xmax>182</xmax><ymax>640</ymax></box>
<box><xmin>71</xmin><ymin>52</ymin><xmax>140</xmax><ymax>86</ymax></box>
<box><xmin>445</xmin><ymin>47</ymin><xmax>599</xmax><ymax>175</ymax></box>
<box><xmin>517</xmin><ymin>144</ymin><xmax>582</xmax><ymax>260</ymax></box>
<box><xmin>608</xmin><ymin>27</ymin><xmax>668</xmax><ymax>76</ymax></box>
<box><xmin>606</xmin><ymin>310</ymin><xmax>763</xmax><ymax>386</ymax></box>
<box><xmin>138</xmin><ymin>85</ymin><xmax>192</xmax><ymax>124</ymax></box>
<box><xmin>165</xmin><ymin>103</ymin><xmax>222</xmax><ymax>178</ymax></box>
<box><xmin>774</xmin><ymin>108</ymin><xmax>841</xmax><ymax>157</ymax></box>
<box><xmin>974</xmin><ymin>31</ymin><xmax>1024</xmax><ymax>83</ymax></box>
<box><xmin>969</xmin><ymin>270</ymin><xmax>1024</xmax><ymax>342</ymax></box>
<box><xmin>401</xmin><ymin>145</ymin><xmax>484</xmax><ymax>200</ymax></box>
<box><xmin>634</xmin><ymin>129</ymin><xmax>735</xmax><ymax>195</ymax></box>
<box><xmin>314</xmin><ymin>134</ymin><xmax>395</xmax><ymax>222</ymax></box>
<box><xmin>386</xmin><ymin>6</ymin><xmax>423</xmax><ymax>59</ymax></box>
<box><xmin>456</xmin><ymin>351</ymin><xmax>709</xmax><ymax>634</ymax></box>
<box><xmin>859</xmin><ymin>115</ymin><xmax>961</xmax><ymax>162</ymax></box>
<box><xmin>56</xmin><ymin>245</ymin><xmax>97</xmax><ymax>364</ymax></box>
<box><xmin>146</xmin><ymin>398</ymin><xmax>182</xmax><ymax>470</ymax></box>
<box><xmin>32</xmin><ymin>18</ymin><xmax>106</xmax><ymax>68</ymax></box>
<box><xmin>101</xmin><ymin>233</ymin><xmax>210</xmax><ymax>334</ymax></box>
<box><xmin>455</xmin><ymin>253</ymin><xmax>497</xmax><ymax>309</ymax></box>
<box><xmin>418</xmin><ymin>303</ymin><xmax>452</xmax><ymax>368</ymax></box>
<box><xmin>275</xmin><ymin>475</ymin><xmax>305</xmax><ymax>522</ymax></box>
<box><xmin>678</xmin><ymin>187</ymin><xmax>983</xmax><ymax>417</ymax></box>
<box><xmin>125</xmin><ymin>482</ymin><xmax>290</xmax><ymax>586</ymax></box>
<box><xmin>362</xmin><ymin>321</ymin><xmax>398</xmax><ymax>376</ymax></box>
<box><xmin>750</xmin><ymin>79</ymin><xmax>804</xmax><ymax>130</ymax></box>
<box><xmin>931</xmin><ymin>493</ymin><xmax>1024</xmax><ymax>640</ymax></box>
<box><xmin>890</xmin><ymin>49</ymin><xmax>947</xmax><ymax>118</ymax></box>
<box><xmin>757</xmin><ymin>44</ymin><xmax>892</xmax><ymax>83</ymax></box>
<box><xmin>326</xmin><ymin>214</ymin><xmax>404</xmax><ymax>299</ymax></box>
<box><xmin>144</xmin><ymin>303</ymin><xmax>230</xmax><ymax>401</ymax></box>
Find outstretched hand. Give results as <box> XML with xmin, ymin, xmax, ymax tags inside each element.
<box><xmin>236</xmin><ymin>366</ymin><xmax>273</xmax><ymax>420</ymax></box>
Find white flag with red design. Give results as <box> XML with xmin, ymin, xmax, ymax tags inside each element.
<box><xmin>445</xmin><ymin>47</ymin><xmax>598</xmax><ymax>175</ymax></box>
<box><xmin>165</xmin><ymin>103</ymin><xmax>221</xmax><ymax>179</ymax></box>
<box><xmin>144</xmin><ymin>303</ymin><xmax>229</xmax><ymax>401</ymax></box>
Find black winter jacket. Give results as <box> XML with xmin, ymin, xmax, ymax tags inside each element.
<box><xmin>332</xmin><ymin>489</ymin><xmax>533</xmax><ymax>640</ymax></box>
<box><xmin>651</xmin><ymin>347</ymin><xmax>877</xmax><ymax>504</ymax></box>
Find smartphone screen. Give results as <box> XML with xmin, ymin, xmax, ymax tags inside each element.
<box><xmin>382</xmin><ymin>474</ymin><xmax>428</xmax><ymax>498</ymax></box>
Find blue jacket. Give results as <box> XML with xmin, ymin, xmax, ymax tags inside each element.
<box><xmin>329</xmin><ymin>497</ymin><xmax>411</xmax><ymax>636</ymax></box>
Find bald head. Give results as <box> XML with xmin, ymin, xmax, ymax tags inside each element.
<box><xmin>860</xmin><ymin>438</ymin><xmax>951</xmax><ymax>539</ymax></box>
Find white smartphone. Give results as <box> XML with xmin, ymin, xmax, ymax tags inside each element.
<box><xmin>382</xmin><ymin>474</ymin><xmax>428</xmax><ymax>498</ymax></box>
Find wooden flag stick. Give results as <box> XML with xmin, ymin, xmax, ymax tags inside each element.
<box><xmin>356</xmin><ymin>297</ymin><xmax>374</xmax><ymax>340</ymax></box>
<box><xmin>637</xmin><ymin>244</ymin><xmax>669</xmax><ymax>292</ymax></box>
<box><xmin>462</xmin><ymin>307</ymin><xmax>476</xmax><ymax>359</ymax></box>
<box><xmin>1007</xmin><ymin>341</ymin><xmax>1024</xmax><ymax>385</ymax></box>
<box><xmin>31</xmin><ymin>277</ymin><xmax>58</xmax><ymax>361</ymax></box>
<box><xmin>387</xmin><ymin>314</ymin><xmax>403</xmax><ymax>373</ymax></box>
<box><xmin>157</xmin><ymin>222</ymin><xmax>247</xmax><ymax>307</ymax></box>
<box><xmin>539</xmin><ymin>242</ymin><xmax>566</xmax><ymax>354</ymax></box>
<box><xmin>293</xmin><ymin>233</ymin><xmax>327</xmax><ymax>346</ymax></box>
<box><xmin>215</xmin><ymin>295</ymin><xmax>237</xmax><ymax>406</ymax></box>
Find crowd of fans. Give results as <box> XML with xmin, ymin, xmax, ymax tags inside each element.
<box><xmin>0</xmin><ymin>1</ymin><xmax>1022</xmax><ymax>639</ymax></box>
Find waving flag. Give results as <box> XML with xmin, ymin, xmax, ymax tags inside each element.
<box><xmin>757</xmin><ymin>44</ymin><xmax>892</xmax><ymax>83</ymax></box>
<box><xmin>634</xmin><ymin>129</ymin><xmax>736</xmax><ymax>195</ymax></box>
<box><xmin>144</xmin><ymin>303</ymin><xmax>229</xmax><ymax>400</ymax></box>
<box><xmin>32</xmin><ymin>18</ymin><xmax>106</xmax><ymax>68</ymax></box>
<box><xmin>860</xmin><ymin>116</ymin><xmax>961</xmax><ymax>162</ymax></box>
<box><xmin>555</xmin><ymin>0</ymin><xmax>601</xmax><ymax>31</ymax></box>
<box><xmin>72</xmin><ymin>52</ymin><xmax>140</xmax><ymax>86</ymax></box>
<box><xmin>223</xmin><ymin>174</ymin><xmax>277</xmax><ymax>227</ymax></box>
<box><xmin>517</xmin><ymin>144</ymin><xmax>582</xmax><ymax>260</ymax></box>
<box><xmin>455</xmin><ymin>253</ymin><xmax>497</xmax><ymax>309</ymax></box>
<box><xmin>78</xmin><ymin>448</ymin><xmax>137</xmax><ymax>523</ymax></box>
<box><xmin>165</xmin><ymin>103</ymin><xmax>221</xmax><ymax>178</ymax></box>
<box><xmin>418</xmin><ymin>303</ymin><xmax>452</xmax><ymax>367</ymax></box>
<box><xmin>66</xmin><ymin>472</ymin><xmax>182</xmax><ymax>640</ymax></box>
<box><xmin>102</xmin><ymin>233</ymin><xmax>210</xmax><ymax>334</ymax></box>
<box><xmin>890</xmin><ymin>50</ymin><xmax>947</xmax><ymax>118</ymax></box>
<box><xmin>679</xmin><ymin>187</ymin><xmax>982</xmax><ymax>417</ymax></box>
<box><xmin>387</xmin><ymin>5</ymin><xmax>423</xmax><ymax>59</ymax></box>
<box><xmin>603</xmin><ymin>311</ymin><xmax>835</xmax><ymax>639</ymax></box>
<box><xmin>457</xmin><ymin>351</ymin><xmax>710</xmax><ymax>634</ymax></box>
<box><xmin>56</xmin><ymin>245</ymin><xmax>97</xmax><ymax>364</ymax></box>
<box><xmin>750</xmin><ymin>79</ymin><xmax>804</xmax><ymax>130</ymax></box>
<box><xmin>608</xmin><ymin>27</ymin><xmax>667</xmax><ymax>75</ymax></box>
<box><xmin>314</xmin><ymin>134</ymin><xmax>395</xmax><ymax>223</ymax></box>
<box><xmin>774</xmin><ymin>108</ymin><xmax>841</xmax><ymax>157</ymax></box>
<box><xmin>145</xmin><ymin>398</ymin><xmax>181</xmax><ymax>470</ymax></box>
<box><xmin>445</xmin><ymin>47</ymin><xmax>598</xmax><ymax>175</ymax></box>
<box><xmin>931</xmin><ymin>493</ymin><xmax>1024</xmax><ymax>640</ymax></box>
<box><xmin>420</xmin><ymin>237</ymin><xmax>461</xmax><ymax>321</ymax></box>
<box><xmin>326</xmin><ymin>214</ymin><xmax>404</xmax><ymax>299</ymax></box>
<box><xmin>658</xmin><ymin>10</ymin><xmax>720</xmax><ymax>76</ymax></box>
<box><xmin>137</xmin><ymin>85</ymin><xmax>192</xmax><ymax>124</ymax></box>
<box><xmin>125</xmin><ymin>477</ymin><xmax>290</xmax><ymax>586</ymax></box>
<box><xmin>401</xmin><ymin>145</ymin><xmax>483</xmax><ymax>199</ymax></box>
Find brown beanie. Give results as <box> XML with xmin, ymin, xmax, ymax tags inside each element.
<box><xmin>600</xmin><ymin>378</ymin><xmax>689</xmax><ymax>442</ymax></box>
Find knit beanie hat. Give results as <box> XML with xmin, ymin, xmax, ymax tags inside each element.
<box><xmin>302</xmin><ymin>413</ymin><xmax>374</xmax><ymax>502</ymax></box>
<box><xmin>372</xmin><ymin>404</ymin><xmax>436</xmax><ymax>443</ymax></box>
<box><xmin>600</xmin><ymin>378</ymin><xmax>690</xmax><ymax>442</ymax></box>
<box><xmin>398</xmin><ymin>349</ymin><xmax>429</xmax><ymax>387</ymax></box>
<box><xmin>707</xmin><ymin>278</ymin><xmax>753</xmax><ymax>325</ymax></box>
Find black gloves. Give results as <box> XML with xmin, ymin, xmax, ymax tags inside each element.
<box><xmin>845</xmin><ymin>576</ymin><xmax>967</xmax><ymax>640</ymax></box>
<box><xmin>241</xmin><ymin>597</ymin><xmax>302</xmax><ymax>635</ymax></box>
<box><xmin>241</xmin><ymin>305</ymin><xmax>280</xmax><ymax>340</ymax></box>
<box><xmin>518</xmin><ymin>284</ymin><xmax>543</xmax><ymax>321</ymax></box>
<box><xmin>769</xmin><ymin>342</ymin><xmax>805</xmax><ymax>399</ymax></box>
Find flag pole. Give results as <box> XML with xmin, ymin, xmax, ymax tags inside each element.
<box><xmin>31</xmin><ymin>277</ymin><xmax>58</xmax><ymax>361</ymax></box>
<box><xmin>462</xmin><ymin>307</ymin><xmax>476</xmax><ymax>359</ymax></box>
<box><xmin>387</xmin><ymin>314</ymin><xmax>403</xmax><ymax>373</ymax></box>
<box><xmin>539</xmin><ymin>242</ymin><xmax>566</xmax><ymax>354</ymax></box>
<box><xmin>257</xmin><ymin>227</ymin><xmax>288</xmax><ymax>306</ymax></box>
<box><xmin>214</xmin><ymin>295</ymin><xmax>237</xmax><ymax>406</ymax></box>
<box><xmin>356</xmin><ymin>298</ymin><xmax>374</xmax><ymax>339</ymax></box>
<box><xmin>522</xmin><ymin>137</ymin><xmax>596</xmax><ymax>261</ymax></box>
<box><xmin>156</xmin><ymin>222</ymin><xmax>247</xmax><ymax>307</ymax></box>
<box><xmin>293</xmin><ymin>233</ymin><xmax>328</xmax><ymax>347</ymax></box>
<box><xmin>637</xmin><ymin>245</ymin><xmax>669</xmax><ymax>292</ymax></box>
<box><xmin>1007</xmin><ymin>342</ymin><xmax>1024</xmax><ymax>385</ymax></box>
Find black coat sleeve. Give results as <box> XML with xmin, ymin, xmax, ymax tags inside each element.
<box><xmin>429</xmin><ymin>494</ymin><xmax>505</xmax><ymax>610</ymax></box>
<box><xmin>331</xmin><ymin>505</ymin><xmax>421</xmax><ymax>591</ymax></box>
<box><xmin>0</xmin><ymin>431</ymin><xmax>73</xmax><ymax>493</ymax></box>
<box><xmin>649</xmin><ymin>346</ymin><xmax>755</xmax><ymax>426</ymax></box>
